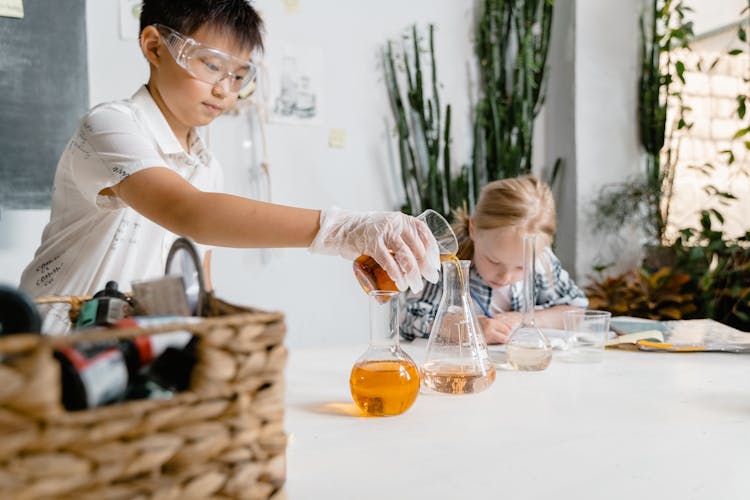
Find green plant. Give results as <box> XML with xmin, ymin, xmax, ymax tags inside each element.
<box><xmin>654</xmin><ymin>5</ymin><xmax>750</xmax><ymax>331</ymax></box>
<box><xmin>670</xmin><ymin>210</ymin><xmax>750</xmax><ymax>329</ymax></box>
<box><xmin>383</xmin><ymin>25</ymin><xmax>466</xmax><ymax>219</ymax></box>
<box><xmin>471</xmin><ymin>0</ymin><xmax>555</xmax><ymax>201</ymax></box>
<box><xmin>585</xmin><ymin>267</ymin><xmax>696</xmax><ymax>320</ymax></box>
<box><xmin>586</xmin><ymin>211</ymin><xmax>750</xmax><ymax>330</ymax></box>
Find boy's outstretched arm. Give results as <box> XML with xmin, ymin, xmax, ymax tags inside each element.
<box><xmin>111</xmin><ymin>166</ymin><xmax>320</xmax><ymax>248</ymax></box>
<box><xmin>110</xmin><ymin>166</ymin><xmax>439</xmax><ymax>292</ymax></box>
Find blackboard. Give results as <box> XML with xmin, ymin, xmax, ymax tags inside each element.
<box><xmin>0</xmin><ymin>0</ymin><xmax>88</xmax><ymax>208</ymax></box>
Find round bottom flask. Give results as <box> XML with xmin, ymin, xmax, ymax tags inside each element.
<box><xmin>506</xmin><ymin>325</ymin><xmax>552</xmax><ymax>371</ymax></box>
<box><xmin>505</xmin><ymin>233</ymin><xmax>552</xmax><ymax>371</ymax></box>
<box><xmin>350</xmin><ymin>290</ymin><xmax>420</xmax><ymax>416</ymax></box>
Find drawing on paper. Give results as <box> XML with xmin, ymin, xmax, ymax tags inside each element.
<box><xmin>268</xmin><ymin>44</ymin><xmax>323</xmax><ymax>125</ymax></box>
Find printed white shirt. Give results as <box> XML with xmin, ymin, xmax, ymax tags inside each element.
<box><xmin>20</xmin><ymin>86</ymin><xmax>223</xmax><ymax>333</ymax></box>
<box><xmin>490</xmin><ymin>285</ymin><xmax>512</xmax><ymax>315</ymax></box>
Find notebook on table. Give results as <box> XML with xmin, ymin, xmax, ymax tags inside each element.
<box><xmin>608</xmin><ymin>317</ymin><xmax>750</xmax><ymax>353</ymax></box>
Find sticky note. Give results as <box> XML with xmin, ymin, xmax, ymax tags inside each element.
<box><xmin>0</xmin><ymin>0</ymin><xmax>24</xmax><ymax>19</ymax></box>
<box><xmin>329</xmin><ymin>128</ymin><xmax>346</xmax><ymax>149</ymax></box>
<box><xmin>119</xmin><ymin>0</ymin><xmax>142</xmax><ymax>41</ymax></box>
<box><xmin>283</xmin><ymin>0</ymin><xmax>300</xmax><ymax>14</ymax></box>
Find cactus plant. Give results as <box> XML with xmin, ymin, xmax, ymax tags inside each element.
<box><xmin>471</xmin><ymin>0</ymin><xmax>554</xmax><ymax>198</ymax></box>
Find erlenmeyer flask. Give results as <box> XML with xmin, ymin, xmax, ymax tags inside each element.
<box><xmin>505</xmin><ymin>233</ymin><xmax>552</xmax><ymax>371</ymax></box>
<box><xmin>422</xmin><ymin>260</ymin><xmax>496</xmax><ymax>394</ymax></box>
<box><xmin>350</xmin><ymin>290</ymin><xmax>420</xmax><ymax>416</ymax></box>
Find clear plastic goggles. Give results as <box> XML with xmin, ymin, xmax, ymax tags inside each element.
<box><xmin>154</xmin><ymin>24</ymin><xmax>258</xmax><ymax>98</ymax></box>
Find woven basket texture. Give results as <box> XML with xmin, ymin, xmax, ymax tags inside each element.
<box><xmin>0</xmin><ymin>296</ymin><xmax>287</xmax><ymax>499</ymax></box>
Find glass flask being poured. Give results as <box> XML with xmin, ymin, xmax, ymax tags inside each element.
<box><xmin>353</xmin><ymin>209</ymin><xmax>459</xmax><ymax>298</ymax></box>
<box><xmin>505</xmin><ymin>233</ymin><xmax>552</xmax><ymax>371</ymax></box>
<box><xmin>350</xmin><ymin>290</ymin><xmax>420</xmax><ymax>416</ymax></box>
<box><xmin>422</xmin><ymin>259</ymin><xmax>496</xmax><ymax>394</ymax></box>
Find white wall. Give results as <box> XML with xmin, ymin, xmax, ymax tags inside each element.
<box><xmin>0</xmin><ymin>210</ymin><xmax>50</xmax><ymax>284</ymax></box>
<box><xmin>692</xmin><ymin>0</ymin><xmax>747</xmax><ymax>36</ymax></box>
<box><xmin>544</xmin><ymin>0</ymin><xmax>645</xmax><ymax>280</ymax></box>
<box><xmin>571</xmin><ymin>0</ymin><xmax>644</xmax><ymax>277</ymax></box>
<box><xmin>545</xmin><ymin>0</ymin><xmax>577</xmax><ymax>275</ymax></box>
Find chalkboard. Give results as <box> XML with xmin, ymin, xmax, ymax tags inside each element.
<box><xmin>0</xmin><ymin>0</ymin><xmax>88</xmax><ymax>208</ymax></box>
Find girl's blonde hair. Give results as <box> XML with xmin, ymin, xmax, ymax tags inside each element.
<box><xmin>453</xmin><ymin>175</ymin><xmax>556</xmax><ymax>260</ymax></box>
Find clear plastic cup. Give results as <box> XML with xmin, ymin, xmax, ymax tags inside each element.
<box><xmin>562</xmin><ymin>310</ymin><xmax>612</xmax><ymax>363</ymax></box>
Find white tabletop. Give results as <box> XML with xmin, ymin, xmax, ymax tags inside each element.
<box><xmin>284</xmin><ymin>340</ymin><xmax>750</xmax><ymax>500</ymax></box>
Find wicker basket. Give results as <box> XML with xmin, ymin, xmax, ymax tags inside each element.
<box><xmin>0</xmin><ymin>295</ymin><xmax>287</xmax><ymax>499</ymax></box>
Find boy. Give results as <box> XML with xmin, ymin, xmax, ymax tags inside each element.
<box><xmin>21</xmin><ymin>0</ymin><xmax>439</xmax><ymax>333</ymax></box>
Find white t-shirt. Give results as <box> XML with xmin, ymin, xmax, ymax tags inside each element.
<box><xmin>20</xmin><ymin>86</ymin><xmax>223</xmax><ymax>333</ymax></box>
<box><xmin>489</xmin><ymin>285</ymin><xmax>512</xmax><ymax>315</ymax></box>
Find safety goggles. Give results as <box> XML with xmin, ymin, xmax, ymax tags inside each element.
<box><xmin>154</xmin><ymin>24</ymin><xmax>258</xmax><ymax>98</ymax></box>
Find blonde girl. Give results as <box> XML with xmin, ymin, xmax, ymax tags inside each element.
<box><xmin>401</xmin><ymin>175</ymin><xmax>588</xmax><ymax>344</ymax></box>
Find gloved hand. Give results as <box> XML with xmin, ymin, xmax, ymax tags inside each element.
<box><xmin>309</xmin><ymin>207</ymin><xmax>440</xmax><ymax>293</ymax></box>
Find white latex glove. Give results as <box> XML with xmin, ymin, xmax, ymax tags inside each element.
<box><xmin>309</xmin><ymin>207</ymin><xmax>440</xmax><ymax>293</ymax></box>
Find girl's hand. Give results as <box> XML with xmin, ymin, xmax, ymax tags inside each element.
<box><xmin>478</xmin><ymin>316</ymin><xmax>514</xmax><ymax>344</ymax></box>
<box><xmin>495</xmin><ymin>311</ymin><xmax>523</xmax><ymax>330</ymax></box>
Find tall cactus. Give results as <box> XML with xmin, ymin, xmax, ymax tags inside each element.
<box><xmin>472</xmin><ymin>0</ymin><xmax>554</xmax><ymax>200</ymax></box>
<box><xmin>639</xmin><ymin>0</ymin><xmax>668</xmax><ymax>243</ymax></box>
<box><xmin>383</xmin><ymin>25</ymin><xmax>460</xmax><ymax>219</ymax></box>
<box><xmin>384</xmin><ymin>3</ymin><xmax>555</xmax><ymax>218</ymax></box>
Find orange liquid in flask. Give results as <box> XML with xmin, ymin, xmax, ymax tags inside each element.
<box><xmin>422</xmin><ymin>362</ymin><xmax>496</xmax><ymax>394</ymax></box>
<box><xmin>353</xmin><ymin>253</ymin><xmax>460</xmax><ymax>295</ymax></box>
<box><xmin>349</xmin><ymin>360</ymin><xmax>420</xmax><ymax>416</ymax></box>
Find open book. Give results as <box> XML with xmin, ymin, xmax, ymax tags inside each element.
<box><xmin>608</xmin><ymin>317</ymin><xmax>750</xmax><ymax>353</ymax></box>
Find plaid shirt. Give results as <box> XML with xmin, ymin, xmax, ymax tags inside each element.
<box><xmin>400</xmin><ymin>247</ymin><xmax>589</xmax><ymax>340</ymax></box>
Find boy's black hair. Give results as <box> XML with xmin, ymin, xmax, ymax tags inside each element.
<box><xmin>140</xmin><ymin>0</ymin><xmax>264</xmax><ymax>53</ymax></box>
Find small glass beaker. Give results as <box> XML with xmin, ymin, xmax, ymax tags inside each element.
<box><xmin>563</xmin><ymin>309</ymin><xmax>612</xmax><ymax>363</ymax></box>
<box><xmin>422</xmin><ymin>259</ymin><xmax>496</xmax><ymax>394</ymax></box>
<box><xmin>505</xmin><ymin>233</ymin><xmax>552</xmax><ymax>371</ymax></box>
<box><xmin>350</xmin><ymin>290</ymin><xmax>420</xmax><ymax>416</ymax></box>
<box><xmin>353</xmin><ymin>209</ymin><xmax>459</xmax><ymax>297</ymax></box>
